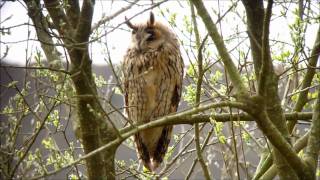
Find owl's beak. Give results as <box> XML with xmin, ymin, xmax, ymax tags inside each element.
<box><xmin>136</xmin><ymin>40</ymin><xmax>143</xmax><ymax>53</ymax></box>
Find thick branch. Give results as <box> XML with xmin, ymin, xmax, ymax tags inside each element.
<box><xmin>289</xmin><ymin>25</ymin><xmax>320</xmax><ymax>132</ymax></box>
<box><xmin>243</xmin><ymin>0</ymin><xmax>297</xmax><ymax>178</ymax></box>
<box><xmin>29</xmin><ymin>101</ymin><xmax>247</xmax><ymax>179</ymax></box>
<box><xmin>259</xmin><ymin>3</ymin><xmax>297</xmax><ymax>179</ymax></box>
<box><xmin>257</xmin><ymin>131</ymin><xmax>310</xmax><ymax>179</ymax></box>
<box><xmin>241</xmin><ymin>0</ymin><xmax>264</xmax><ymax>75</ymax></box>
<box><xmin>43</xmin><ymin>0</ymin><xmax>116</xmax><ymax>179</ymax></box>
<box><xmin>66</xmin><ymin>0</ymin><xmax>80</xmax><ymax>28</ymax></box>
<box><xmin>24</xmin><ymin>0</ymin><xmax>63</xmax><ymax>69</ymax></box>
<box><xmin>258</xmin><ymin>0</ymin><xmax>273</xmax><ymax>96</ymax></box>
<box><xmin>304</xmin><ymin>88</ymin><xmax>320</xmax><ymax>174</ymax></box>
<box><xmin>29</xmin><ymin>102</ymin><xmax>313</xmax><ymax>179</ymax></box>
<box><xmin>189</xmin><ymin>112</ymin><xmax>312</xmax><ymax>123</ymax></box>
<box><xmin>244</xmin><ymin>96</ymin><xmax>312</xmax><ymax>179</ymax></box>
<box><xmin>43</xmin><ymin>0</ymin><xmax>72</xmax><ymax>36</ymax></box>
<box><xmin>75</xmin><ymin>0</ymin><xmax>95</xmax><ymax>43</ymax></box>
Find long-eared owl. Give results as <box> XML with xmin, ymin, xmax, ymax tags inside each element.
<box><xmin>122</xmin><ymin>12</ymin><xmax>184</xmax><ymax>171</ymax></box>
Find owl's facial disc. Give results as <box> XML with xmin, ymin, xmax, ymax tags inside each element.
<box><xmin>127</xmin><ymin>12</ymin><xmax>168</xmax><ymax>52</ymax></box>
<box><xmin>131</xmin><ymin>27</ymin><xmax>163</xmax><ymax>52</ymax></box>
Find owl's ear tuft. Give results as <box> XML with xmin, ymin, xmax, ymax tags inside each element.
<box><xmin>125</xmin><ymin>16</ymin><xmax>138</xmax><ymax>31</ymax></box>
<box><xmin>148</xmin><ymin>12</ymin><xmax>155</xmax><ymax>26</ymax></box>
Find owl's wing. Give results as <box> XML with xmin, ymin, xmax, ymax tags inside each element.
<box><xmin>170</xmin><ymin>53</ymin><xmax>184</xmax><ymax>113</ymax></box>
<box><xmin>169</xmin><ymin>55</ymin><xmax>184</xmax><ymax>113</ymax></box>
<box><xmin>160</xmin><ymin>54</ymin><xmax>184</xmax><ymax>114</ymax></box>
<box><xmin>146</xmin><ymin>54</ymin><xmax>184</xmax><ymax>170</ymax></box>
<box><xmin>124</xmin><ymin>82</ymin><xmax>129</xmax><ymax>113</ymax></box>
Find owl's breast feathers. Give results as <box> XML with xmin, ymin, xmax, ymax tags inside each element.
<box><xmin>123</xmin><ymin>43</ymin><xmax>183</xmax><ymax>171</ymax></box>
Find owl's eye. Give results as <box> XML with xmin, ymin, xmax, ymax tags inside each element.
<box><xmin>145</xmin><ymin>29</ymin><xmax>155</xmax><ymax>41</ymax></box>
<box><xmin>147</xmin><ymin>33</ymin><xmax>155</xmax><ymax>41</ymax></box>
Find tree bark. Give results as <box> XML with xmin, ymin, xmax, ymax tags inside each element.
<box><xmin>242</xmin><ymin>0</ymin><xmax>298</xmax><ymax>179</ymax></box>
<box><xmin>34</xmin><ymin>0</ymin><xmax>119</xmax><ymax>179</ymax></box>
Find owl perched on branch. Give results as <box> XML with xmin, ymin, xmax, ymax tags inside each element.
<box><xmin>122</xmin><ymin>12</ymin><xmax>184</xmax><ymax>171</ymax></box>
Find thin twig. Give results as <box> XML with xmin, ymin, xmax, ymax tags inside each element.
<box><xmin>190</xmin><ymin>3</ymin><xmax>211</xmax><ymax>179</ymax></box>
<box><xmin>4</xmin><ymin>68</ymin><xmax>59</xmax><ymax>178</ymax></box>
<box><xmin>91</xmin><ymin>0</ymin><xmax>139</xmax><ymax>31</ymax></box>
<box><xmin>0</xmin><ymin>65</ymin><xmax>71</xmax><ymax>75</ymax></box>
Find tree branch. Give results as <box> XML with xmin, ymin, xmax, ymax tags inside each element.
<box><xmin>4</xmin><ymin>68</ymin><xmax>59</xmax><ymax>178</ymax></box>
<box><xmin>66</xmin><ymin>0</ymin><xmax>80</xmax><ymax>28</ymax></box>
<box><xmin>288</xmin><ymin>25</ymin><xmax>320</xmax><ymax>132</ymax></box>
<box><xmin>190</xmin><ymin>3</ymin><xmax>211</xmax><ymax>179</ymax></box>
<box><xmin>244</xmin><ymin>96</ymin><xmax>312</xmax><ymax>179</ymax></box>
<box><xmin>29</xmin><ymin>101</ymin><xmax>247</xmax><ymax>179</ymax></box>
<box><xmin>257</xmin><ymin>131</ymin><xmax>310</xmax><ymax>179</ymax></box>
<box><xmin>43</xmin><ymin>0</ymin><xmax>72</xmax><ymax>36</ymax></box>
<box><xmin>28</xmin><ymin>100</ymin><xmax>313</xmax><ymax>179</ymax></box>
<box><xmin>24</xmin><ymin>0</ymin><xmax>63</xmax><ymax>69</ymax></box>
<box><xmin>91</xmin><ymin>0</ymin><xmax>139</xmax><ymax>31</ymax></box>
<box><xmin>185</xmin><ymin>126</ymin><xmax>214</xmax><ymax>180</ymax></box>
<box><xmin>75</xmin><ymin>0</ymin><xmax>95</xmax><ymax>43</ymax></box>
<box><xmin>0</xmin><ymin>65</ymin><xmax>71</xmax><ymax>75</ymax></box>
<box><xmin>42</xmin><ymin>0</ymin><xmax>116</xmax><ymax>179</ymax></box>
<box><xmin>189</xmin><ymin>112</ymin><xmax>312</xmax><ymax>123</ymax></box>
<box><xmin>304</xmin><ymin>88</ymin><xmax>320</xmax><ymax>175</ymax></box>
<box><xmin>242</xmin><ymin>0</ymin><xmax>298</xmax><ymax>178</ymax></box>
<box><xmin>241</xmin><ymin>0</ymin><xmax>264</xmax><ymax>75</ymax></box>
<box><xmin>189</xmin><ymin>0</ymin><xmax>248</xmax><ymax>96</ymax></box>
<box><xmin>258</xmin><ymin>0</ymin><xmax>273</xmax><ymax>96</ymax></box>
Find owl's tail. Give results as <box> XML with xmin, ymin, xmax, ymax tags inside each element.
<box><xmin>135</xmin><ymin>126</ymin><xmax>173</xmax><ymax>172</ymax></box>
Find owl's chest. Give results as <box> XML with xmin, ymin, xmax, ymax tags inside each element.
<box><xmin>126</xmin><ymin>52</ymin><xmax>165</xmax><ymax>78</ymax></box>
<box><xmin>124</xmin><ymin>53</ymin><xmax>163</xmax><ymax>119</ymax></box>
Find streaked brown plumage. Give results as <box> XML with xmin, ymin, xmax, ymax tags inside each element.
<box><xmin>122</xmin><ymin>12</ymin><xmax>184</xmax><ymax>171</ymax></box>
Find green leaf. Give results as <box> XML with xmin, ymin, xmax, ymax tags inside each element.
<box><xmin>42</xmin><ymin>137</ymin><xmax>53</xmax><ymax>149</ymax></box>
<box><xmin>242</xmin><ymin>132</ymin><xmax>250</xmax><ymax>143</ymax></box>
<box><xmin>7</xmin><ymin>81</ymin><xmax>18</xmax><ymax>88</ymax></box>
<box><xmin>218</xmin><ymin>135</ymin><xmax>226</xmax><ymax>144</ymax></box>
<box><xmin>164</xmin><ymin>146</ymin><xmax>174</xmax><ymax>161</ymax></box>
<box><xmin>210</xmin><ymin>70</ymin><xmax>222</xmax><ymax>83</ymax></box>
<box><xmin>182</xmin><ymin>84</ymin><xmax>196</xmax><ymax>105</ymax></box>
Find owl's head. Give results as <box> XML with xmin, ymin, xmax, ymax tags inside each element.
<box><xmin>125</xmin><ymin>12</ymin><xmax>177</xmax><ymax>53</ymax></box>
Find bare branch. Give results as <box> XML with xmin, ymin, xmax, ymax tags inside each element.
<box><xmin>27</xmin><ymin>99</ymin><xmax>314</xmax><ymax>179</ymax></box>
<box><xmin>190</xmin><ymin>0</ymin><xmax>248</xmax><ymax>97</ymax></box>
<box><xmin>241</xmin><ymin>0</ymin><xmax>264</xmax><ymax>74</ymax></box>
<box><xmin>288</xmin><ymin>25</ymin><xmax>320</xmax><ymax>132</ymax></box>
<box><xmin>29</xmin><ymin>100</ymin><xmax>247</xmax><ymax>179</ymax></box>
<box><xmin>0</xmin><ymin>65</ymin><xmax>71</xmax><ymax>75</ymax></box>
<box><xmin>244</xmin><ymin>96</ymin><xmax>312</xmax><ymax>179</ymax></box>
<box><xmin>190</xmin><ymin>3</ymin><xmax>211</xmax><ymax>179</ymax></box>
<box><xmin>256</xmin><ymin>131</ymin><xmax>310</xmax><ymax>179</ymax></box>
<box><xmin>304</xmin><ymin>88</ymin><xmax>320</xmax><ymax>175</ymax></box>
<box><xmin>24</xmin><ymin>0</ymin><xmax>63</xmax><ymax>68</ymax></box>
<box><xmin>91</xmin><ymin>0</ymin><xmax>139</xmax><ymax>31</ymax></box>
<box><xmin>75</xmin><ymin>0</ymin><xmax>94</xmax><ymax>43</ymax></box>
<box><xmin>258</xmin><ymin>0</ymin><xmax>273</xmax><ymax>96</ymax></box>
